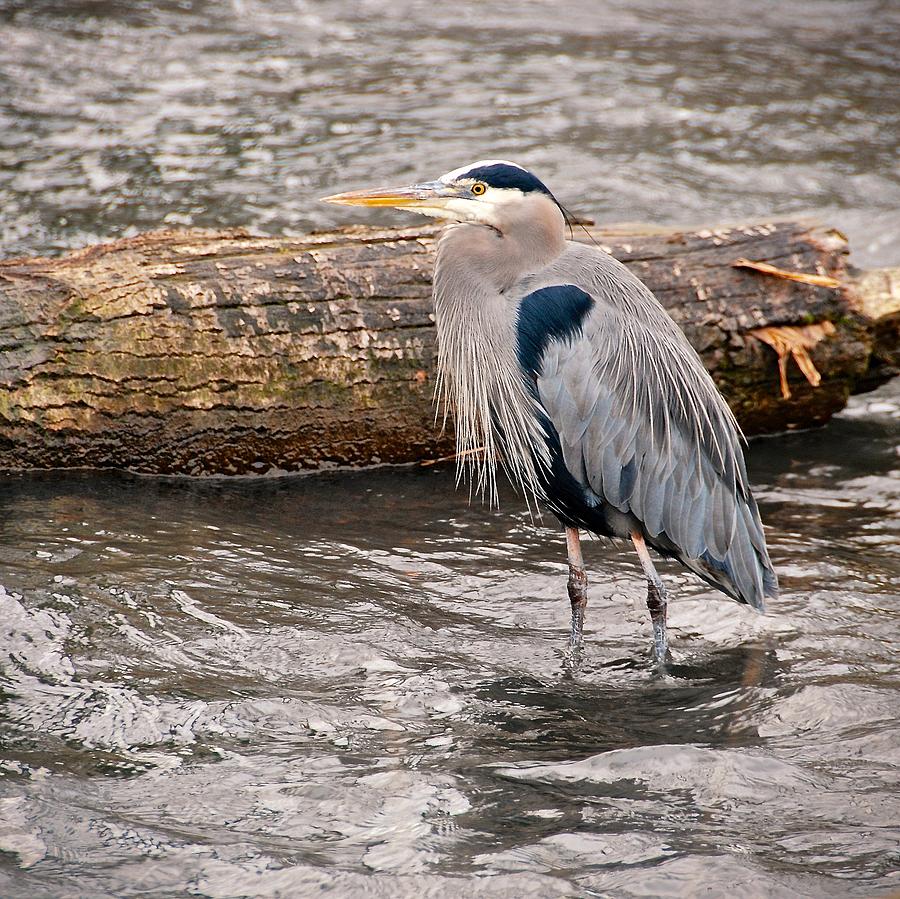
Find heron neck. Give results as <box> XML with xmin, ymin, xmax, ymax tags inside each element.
<box><xmin>431</xmin><ymin>204</ymin><xmax>561</xmax><ymax>508</ymax></box>
<box><xmin>435</xmin><ymin>197</ymin><xmax>566</xmax><ymax>295</ymax></box>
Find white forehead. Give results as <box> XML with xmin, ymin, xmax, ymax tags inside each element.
<box><xmin>438</xmin><ymin>159</ymin><xmax>528</xmax><ymax>183</ymax></box>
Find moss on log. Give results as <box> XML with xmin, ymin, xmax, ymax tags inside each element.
<box><xmin>0</xmin><ymin>221</ymin><xmax>895</xmax><ymax>475</ymax></box>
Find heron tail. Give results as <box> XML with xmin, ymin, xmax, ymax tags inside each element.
<box><xmin>679</xmin><ymin>495</ymin><xmax>778</xmax><ymax>611</ymax></box>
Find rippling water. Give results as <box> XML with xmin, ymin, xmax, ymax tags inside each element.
<box><xmin>1</xmin><ymin>0</ymin><xmax>899</xmax><ymax>267</ymax></box>
<box><xmin>1</xmin><ymin>387</ymin><xmax>898</xmax><ymax>897</ymax></box>
<box><xmin>1</xmin><ymin>1</ymin><xmax>899</xmax><ymax>896</ymax></box>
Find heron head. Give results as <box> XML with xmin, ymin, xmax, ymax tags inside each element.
<box><xmin>321</xmin><ymin>159</ymin><xmax>565</xmax><ymax>229</ymax></box>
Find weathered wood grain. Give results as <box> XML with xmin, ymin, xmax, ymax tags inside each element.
<box><xmin>0</xmin><ymin>221</ymin><xmax>895</xmax><ymax>474</ymax></box>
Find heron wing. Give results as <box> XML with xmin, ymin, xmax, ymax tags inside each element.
<box><xmin>519</xmin><ymin>264</ymin><xmax>777</xmax><ymax>609</ymax></box>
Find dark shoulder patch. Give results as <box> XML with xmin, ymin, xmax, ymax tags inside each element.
<box><xmin>516</xmin><ymin>284</ymin><xmax>594</xmax><ymax>376</ymax></box>
<box><xmin>464</xmin><ymin>163</ymin><xmax>555</xmax><ymax>198</ymax></box>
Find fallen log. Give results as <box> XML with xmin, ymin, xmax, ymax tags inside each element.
<box><xmin>0</xmin><ymin>221</ymin><xmax>896</xmax><ymax>475</ymax></box>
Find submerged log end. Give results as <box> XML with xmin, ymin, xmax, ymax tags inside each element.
<box><xmin>845</xmin><ymin>266</ymin><xmax>900</xmax><ymax>392</ymax></box>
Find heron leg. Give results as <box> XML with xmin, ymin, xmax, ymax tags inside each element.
<box><xmin>566</xmin><ymin>527</ymin><xmax>588</xmax><ymax>648</ymax></box>
<box><xmin>631</xmin><ymin>532</ymin><xmax>670</xmax><ymax>664</ymax></box>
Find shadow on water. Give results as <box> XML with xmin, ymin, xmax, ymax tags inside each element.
<box><xmin>465</xmin><ymin>642</ymin><xmax>785</xmax><ymax>755</ymax></box>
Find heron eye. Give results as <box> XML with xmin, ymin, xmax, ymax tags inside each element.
<box><xmin>471</xmin><ymin>182</ymin><xmax>487</xmax><ymax>196</ymax></box>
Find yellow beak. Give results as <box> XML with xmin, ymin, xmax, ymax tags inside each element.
<box><xmin>320</xmin><ymin>181</ymin><xmax>451</xmax><ymax>209</ymax></box>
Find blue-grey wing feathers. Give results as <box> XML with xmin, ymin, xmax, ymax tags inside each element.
<box><xmin>515</xmin><ymin>254</ymin><xmax>778</xmax><ymax>610</ymax></box>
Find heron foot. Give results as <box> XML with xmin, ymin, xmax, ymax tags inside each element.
<box><xmin>646</xmin><ymin>583</ymin><xmax>670</xmax><ymax>667</ymax></box>
<box><xmin>631</xmin><ymin>532</ymin><xmax>672</xmax><ymax>669</ymax></box>
<box><xmin>567</xmin><ymin>563</ymin><xmax>588</xmax><ymax>648</ymax></box>
<box><xmin>565</xmin><ymin>527</ymin><xmax>588</xmax><ymax>650</ymax></box>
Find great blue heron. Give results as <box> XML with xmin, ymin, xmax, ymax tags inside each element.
<box><xmin>323</xmin><ymin>160</ymin><xmax>778</xmax><ymax>664</ymax></box>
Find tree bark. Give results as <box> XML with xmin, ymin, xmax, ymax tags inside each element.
<box><xmin>0</xmin><ymin>221</ymin><xmax>896</xmax><ymax>475</ymax></box>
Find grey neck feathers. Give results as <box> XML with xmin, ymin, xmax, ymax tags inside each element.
<box><xmin>431</xmin><ymin>197</ymin><xmax>566</xmax><ymax>507</ymax></box>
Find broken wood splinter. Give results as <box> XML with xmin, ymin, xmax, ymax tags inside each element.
<box><xmin>732</xmin><ymin>258</ymin><xmax>841</xmax><ymax>289</ymax></box>
<box><xmin>751</xmin><ymin>322</ymin><xmax>837</xmax><ymax>399</ymax></box>
<box><xmin>420</xmin><ymin>447</ymin><xmax>488</xmax><ymax>467</ymax></box>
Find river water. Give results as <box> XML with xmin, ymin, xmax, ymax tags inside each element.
<box><xmin>1</xmin><ymin>1</ymin><xmax>899</xmax><ymax>897</ymax></box>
